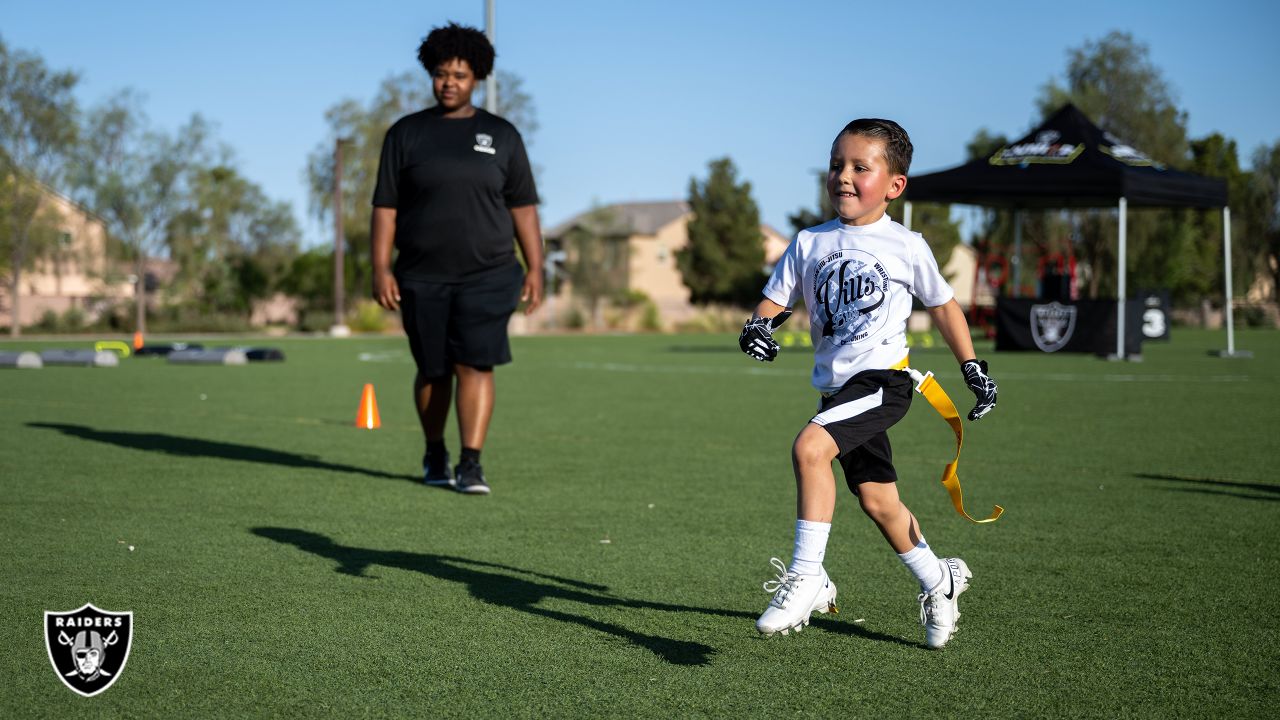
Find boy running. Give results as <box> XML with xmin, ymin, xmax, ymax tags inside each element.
<box><xmin>740</xmin><ymin>118</ymin><xmax>998</xmax><ymax>649</ymax></box>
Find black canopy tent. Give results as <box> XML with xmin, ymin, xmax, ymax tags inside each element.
<box><xmin>904</xmin><ymin>104</ymin><xmax>1240</xmax><ymax>358</ymax></box>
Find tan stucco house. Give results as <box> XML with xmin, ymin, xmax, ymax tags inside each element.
<box><xmin>538</xmin><ymin>200</ymin><xmax>788</xmax><ymax>331</ymax></box>
<box><xmin>1</xmin><ymin>183</ymin><xmax>132</xmax><ymax>331</ymax></box>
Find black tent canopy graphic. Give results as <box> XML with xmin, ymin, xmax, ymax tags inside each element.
<box><xmin>904</xmin><ymin>104</ymin><xmax>1242</xmax><ymax>358</ymax></box>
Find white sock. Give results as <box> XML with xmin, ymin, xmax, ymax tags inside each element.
<box><xmin>789</xmin><ymin>519</ymin><xmax>831</xmax><ymax>576</ymax></box>
<box><xmin>898</xmin><ymin>538</ymin><xmax>944</xmax><ymax>592</ymax></box>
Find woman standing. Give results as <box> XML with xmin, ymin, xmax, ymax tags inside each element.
<box><xmin>371</xmin><ymin>23</ymin><xmax>543</xmax><ymax>495</ymax></box>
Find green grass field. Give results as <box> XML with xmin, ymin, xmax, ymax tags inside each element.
<box><xmin>2</xmin><ymin>328</ymin><xmax>1277</xmax><ymax>718</ymax></box>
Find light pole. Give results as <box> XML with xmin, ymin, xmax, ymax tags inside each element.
<box><xmin>331</xmin><ymin>137</ymin><xmax>352</xmax><ymax>337</ymax></box>
<box><xmin>485</xmin><ymin>0</ymin><xmax>497</xmax><ymax>113</ymax></box>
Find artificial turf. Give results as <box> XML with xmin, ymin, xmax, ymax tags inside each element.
<box><xmin>1</xmin><ymin>328</ymin><xmax>1277</xmax><ymax>718</ymax></box>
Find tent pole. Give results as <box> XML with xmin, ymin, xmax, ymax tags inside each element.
<box><xmin>1012</xmin><ymin>209</ymin><xmax>1022</xmax><ymax>296</ymax></box>
<box><xmin>903</xmin><ymin>201</ymin><xmax>913</xmax><ymax>231</ymax></box>
<box><xmin>1116</xmin><ymin>197</ymin><xmax>1127</xmax><ymax>360</ymax></box>
<box><xmin>1214</xmin><ymin>206</ymin><xmax>1252</xmax><ymax>358</ymax></box>
<box><xmin>1223</xmin><ymin>206</ymin><xmax>1236</xmax><ymax>354</ymax></box>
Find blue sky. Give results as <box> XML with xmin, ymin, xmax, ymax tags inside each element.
<box><xmin>5</xmin><ymin>0</ymin><xmax>1278</xmax><ymax>247</ymax></box>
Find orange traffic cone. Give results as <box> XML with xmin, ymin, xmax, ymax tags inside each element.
<box><xmin>355</xmin><ymin>383</ymin><xmax>381</xmax><ymax>429</ymax></box>
<box><xmin>132</xmin><ymin>331</ymin><xmax>144</xmax><ymax>350</ymax></box>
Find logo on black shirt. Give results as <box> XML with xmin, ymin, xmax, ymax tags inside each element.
<box><xmin>474</xmin><ymin>133</ymin><xmax>496</xmax><ymax>154</ymax></box>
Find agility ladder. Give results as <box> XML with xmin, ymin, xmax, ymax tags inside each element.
<box><xmin>904</xmin><ymin>365</ymin><xmax>1004</xmax><ymax>524</ymax></box>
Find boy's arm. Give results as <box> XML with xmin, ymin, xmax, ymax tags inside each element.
<box><xmin>927</xmin><ymin>299</ymin><xmax>998</xmax><ymax>420</ymax></box>
<box><xmin>927</xmin><ymin>298</ymin><xmax>975</xmax><ymax>363</ymax></box>
<box><xmin>752</xmin><ymin>297</ymin><xmax>790</xmax><ymax>321</ymax></box>
<box><xmin>739</xmin><ymin>298</ymin><xmax>793</xmax><ymax>362</ymax></box>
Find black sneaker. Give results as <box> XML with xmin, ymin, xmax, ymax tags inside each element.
<box><xmin>423</xmin><ymin>451</ymin><xmax>454</xmax><ymax>487</ymax></box>
<box><xmin>454</xmin><ymin>460</ymin><xmax>491</xmax><ymax>495</ymax></box>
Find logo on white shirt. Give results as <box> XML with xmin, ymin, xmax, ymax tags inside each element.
<box><xmin>813</xmin><ymin>249</ymin><xmax>890</xmax><ymax>345</ymax></box>
<box><xmin>473</xmin><ymin>133</ymin><xmax>496</xmax><ymax>154</ymax></box>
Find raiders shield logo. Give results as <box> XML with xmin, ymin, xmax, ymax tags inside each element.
<box><xmin>1030</xmin><ymin>301</ymin><xmax>1077</xmax><ymax>352</ymax></box>
<box><xmin>473</xmin><ymin>133</ymin><xmax>496</xmax><ymax>154</ymax></box>
<box><xmin>44</xmin><ymin>603</ymin><xmax>133</xmax><ymax>697</ymax></box>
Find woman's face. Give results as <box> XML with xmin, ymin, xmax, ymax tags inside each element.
<box><xmin>432</xmin><ymin>58</ymin><xmax>477</xmax><ymax>112</ymax></box>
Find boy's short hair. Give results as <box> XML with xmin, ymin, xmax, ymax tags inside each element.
<box><xmin>418</xmin><ymin>22</ymin><xmax>495</xmax><ymax>79</ymax></box>
<box><xmin>836</xmin><ymin>119</ymin><xmax>913</xmax><ymax>177</ymax></box>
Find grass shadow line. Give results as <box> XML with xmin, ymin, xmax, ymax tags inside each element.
<box><xmin>251</xmin><ymin>526</ymin><xmax>719</xmax><ymax>665</ymax></box>
<box><xmin>1135</xmin><ymin>472</ymin><xmax>1280</xmax><ymax>502</ymax></box>
<box><xmin>28</xmin><ymin>422</ymin><xmax>418</xmax><ymax>484</ymax></box>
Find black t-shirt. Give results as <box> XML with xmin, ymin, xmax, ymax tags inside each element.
<box><xmin>372</xmin><ymin>107</ymin><xmax>538</xmax><ymax>282</ymax></box>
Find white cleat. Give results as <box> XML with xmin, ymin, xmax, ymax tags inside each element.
<box><xmin>919</xmin><ymin>557</ymin><xmax>972</xmax><ymax>649</ymax></box>
<box><xmin>756</xmin><ymin>558</ymin><xmax>839</xmax><ymax>636</ymax></box>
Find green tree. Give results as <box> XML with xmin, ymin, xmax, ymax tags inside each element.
<box><xmin>1245</xmin><ymin>142</ymin><xmax>1280</xmax><ymax>302</ymax></box>
<box><xmin>678</xmin><ymin>157</ymin><xmax>765</xmax><ymax>307</ymax></box>
<box><xmin>563</xmin><ymin>205</ymin><xmax>625</xmax><ymax>330</ymax></box>
<box><xmin>1038</xmin><ymin>31</ymin><xmax>1196</xmax><ymax>300</ymax></box>
<box><xmin>171</xmin><ymin>163</ymin><xmax>300</xmax><ymax>314</ymax></box>
<box><xmin>786</xmin><ymin>171</ymin><xmax>833</xmax><ymax>235</ymax></box>
<box><xmin>71</xmin><ymin>91</ymin><xmax>214</xmax><ymax>333</ymax></box>
<box><xmin>1038</xmin><ymin>31</ymin><xmax>1188</xmax><ymax>167</ymax></box>
<box><xmin>0</xmin><ymin>37</ymin><xmax>79</xmax><ymax>335</ymax></box>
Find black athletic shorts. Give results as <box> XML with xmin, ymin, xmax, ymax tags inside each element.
<box><xmin>811</xmin><ymin>369</ymin><xmax>913</xmax><ymax>492</ymax></box>
<box><xmin>398</xmin><ymin>262</ymin><xmax>524</xmax><ymax>378</ymax></box>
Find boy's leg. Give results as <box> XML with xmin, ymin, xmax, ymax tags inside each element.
<box><xmin>792</xmin><ymin>423</ymin><xmax>840</xmax><ymax>522</ymax></box>
<box><xmin>856</xmin><ymin>480</ymin><xmax>971</xmax><ymax>649</ymax></box>
<box><xmin>856</xmin><ymin>482</ymin><xmax>943</xmax><ymax>591</ymax></box>
<box><xmin>787</xmin><ymin>423</ymin><xmax>840</xmax><ymax>575</ymax></box>
<box><xmin>755</xmin><ymin>424</ymin><xmax>841</xmax><ymax>636</ymax></box>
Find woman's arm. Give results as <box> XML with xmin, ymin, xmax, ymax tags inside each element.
<box><xmin>510</xmin><ymin>204</ymin><xmax>544</xmax><ymax>315</ymax></box>
<box><xmin>371</xmin><ymin>206</ymin><xmax>399</xmax><ymax>311</ymax></box>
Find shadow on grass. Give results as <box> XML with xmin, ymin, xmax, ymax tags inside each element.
<box><xmin>253</xmin><ymin>528</ymin><xmax>916</xmax><ymax>662</ymax></box>
<box><xmin>1135</xmin><ymin>472</ymin><xmax>1280</xmax><ymax>502</ymax></box>
<box><xmin>27</xmin><ymin>422</ymin><xmax>418</xmax><ymax>483</ymax></box>
<box><xmin>253</xmin><ymin>527</ymin><xmax>726</xmax><ymax>665</ymax></box>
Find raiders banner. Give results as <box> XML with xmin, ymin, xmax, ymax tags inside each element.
<box><xmin>996</xmin><ymin>298</ymin><xmax>1142</xmax><ymax>355</ymax></box>
<box><xmin>44</xmin><ymin>603</ymin><xmax>133</xmax><ymax>697</ymax></box>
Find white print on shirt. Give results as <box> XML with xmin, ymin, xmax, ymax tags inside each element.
<box><xmin>473</xmin><ymin>133</ymin><xmax>496</xmax><ymax>154</ymax></box>
<box><xmin>813</xmin><ymin>249</ymin><xmax>890</xmax><ymax>345</ymax></box>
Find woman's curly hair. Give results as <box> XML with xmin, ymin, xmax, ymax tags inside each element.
<box><xmin>417</xmin><ymin>23</ymin><xmax>495</xmax><ymax>79</ymax></box>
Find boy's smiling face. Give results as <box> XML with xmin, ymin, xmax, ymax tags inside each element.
<box><xmin>826</xmin><ymin>133</ymin><xmax>907</xmax><ymax>226</ymax></box>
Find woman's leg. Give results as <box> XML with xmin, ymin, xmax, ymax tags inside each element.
<box><xmin>453</xmin><ymin>363</ymin><xmax>495</xmax><ymax>451</ymax></box>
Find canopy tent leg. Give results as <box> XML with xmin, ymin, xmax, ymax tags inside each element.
<box><xmin>903</xmin><ymin>201</ymin><xmax>913</xmax><ymax>231</ymax></box>
<box><xmin>1216</xmin><ymin>206</ymin><xmax>1253</xmax><ymax>358</ymax></box>
<box><xmin>1114</xmin><ymin>197</ymin><xmax>1128</xmax><ymax>360</ymax></box>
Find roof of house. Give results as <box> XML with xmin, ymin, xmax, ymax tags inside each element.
<box><xmin>545</xmin><ymin>200</ymin><xmax>691</xmax><ymax>239</ymax></box>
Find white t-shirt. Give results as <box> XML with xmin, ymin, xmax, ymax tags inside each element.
<box><xmin>763</xmin><ymin>214</ymin><xmax>954</xmax><ymax>393</ymax></box>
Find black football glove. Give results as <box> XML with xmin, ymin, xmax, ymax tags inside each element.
<box><xmin>961</xmin><ymin>359</ymin><xmax>998</xmax><ymax>420</ymax></box>
<box><xmin>739</xmin><ymin>310</ymin><xmax>792</xmax><ymax>362</ymax></box>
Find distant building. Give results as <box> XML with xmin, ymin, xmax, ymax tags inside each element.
<box><xmin>538</xmin><ymin>200</ymin><xmax>788</xmax><ymax>331</ymax></box>
<box><xmin>0</xmin><ymin>183</ymin><xmax>132</xmax><ymax>330</ymax></box>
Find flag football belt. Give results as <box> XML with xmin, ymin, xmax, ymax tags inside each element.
<box><xmin>903</xmin><ymin>363</ymin><xmax>1004</xmax><ymax>524</ymax></box>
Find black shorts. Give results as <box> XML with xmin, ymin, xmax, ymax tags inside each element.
<box><xmin>811</xmin><ymin>369</ymin><xmax>913</xmax><ymax>492</ymax></box>
<box><xmin>398</xmin><ymin>263</ymin><xmax>524</xmax><ymax>378</ymax></box>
